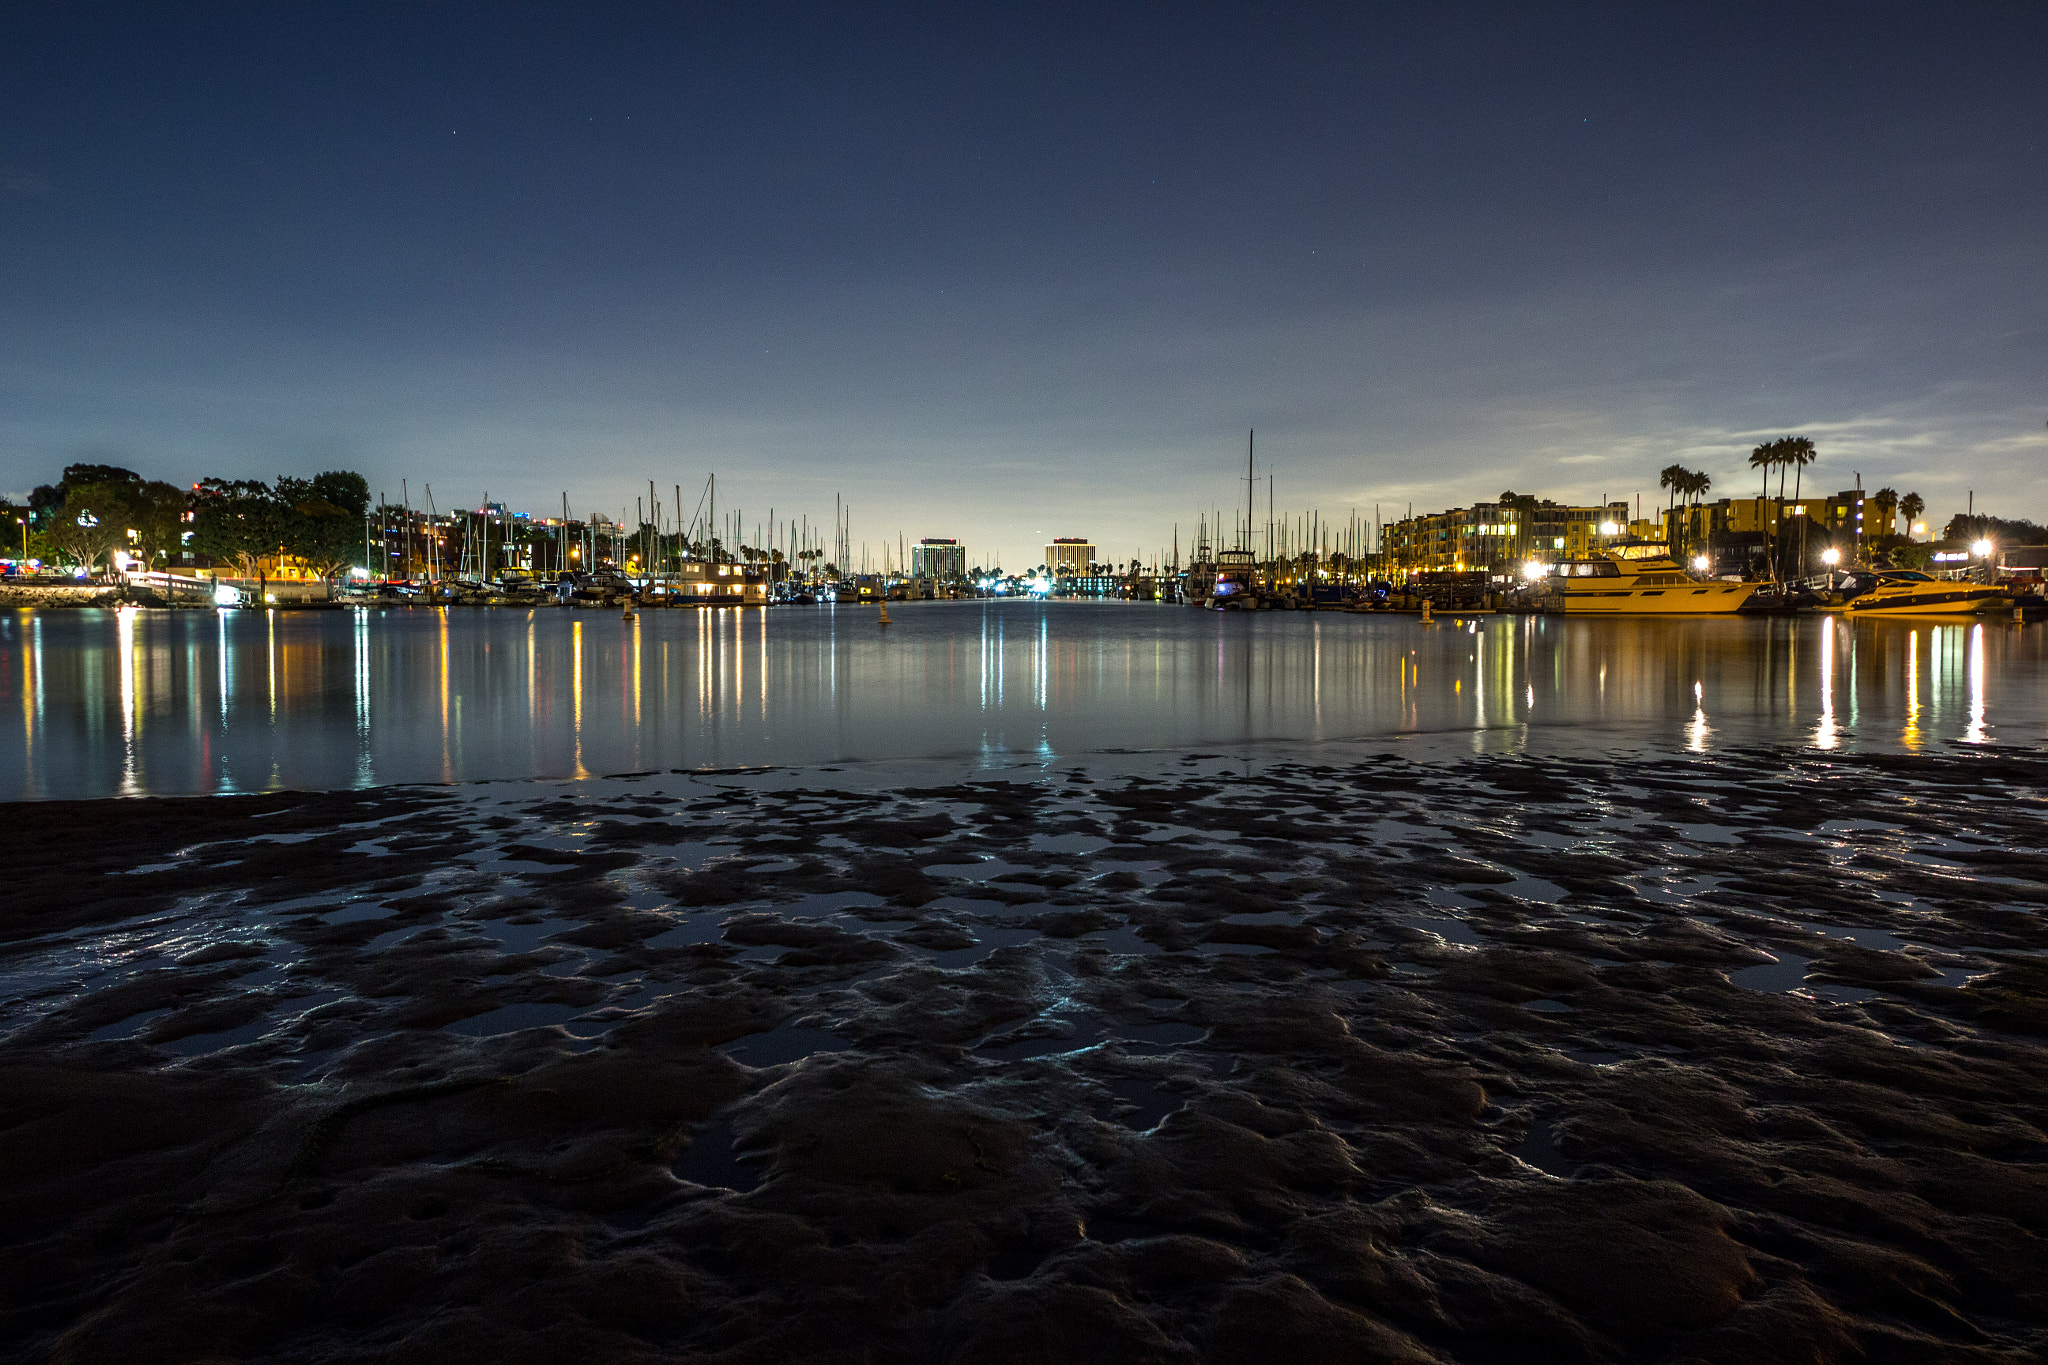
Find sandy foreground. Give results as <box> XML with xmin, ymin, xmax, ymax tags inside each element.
<box><xmin>3</xmin><ymin>748</ymin><xmax>2045</xmax><ymax>1363</ymax></box>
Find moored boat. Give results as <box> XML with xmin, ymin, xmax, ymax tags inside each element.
<box><xmin>1536</xmin><ymin>543</ymin><xmax>1759</xmax><ymax>615</ymax></box>
<box><xmin>1840</xmin><ymin>570</ymin><xmax>2007</xmax><ymax>617</ymax></box>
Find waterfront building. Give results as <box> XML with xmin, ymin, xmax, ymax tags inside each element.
<box><xmin>912</xmin><ymin>537</ymin><xmax>967</xmax><ymax>581</ymax></box>
<box><xmin>1383</xmin><ymin>499</ymin><xmax>1628</xmax><ymax>575</ymax></box>
<box><xmin>1046</xmin><ymin>537</ymin><xmax>1094</xmax><ymax>576</ymax></box>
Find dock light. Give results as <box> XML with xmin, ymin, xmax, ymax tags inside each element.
<box><xmin>1520</xmin><ymin>561</ymin><xmax>1546</xmax><ymax>580</ymax></box>
<box><xmin>1598</xmin><ymin>521</ymin><xmax>1619</xmax><ymax>536</ymax></box>
<box><xmin>1821</xmin><ymin>548</ymin><xmax>1841</xmax><ymax>566</ymax></box>
<box><xmin>1691</xmin><ymin>554</ymin><xmax>1710</xmax><ymax>572</ymax></box>
<box><xmin>213</xmin><ymin>583</ymin><xmax>241</xmax><ymax>607</ymax></box>
<box><xmin>1971</xmin><ymin>539</ymin><xmax>1994</xmax><ymax>558</ymax></box>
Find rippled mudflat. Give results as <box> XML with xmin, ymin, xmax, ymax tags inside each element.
<box><xmin>5</xmin><ymin>743</ymin><xmax>2045</xmax><ymax>1361</ymax></box>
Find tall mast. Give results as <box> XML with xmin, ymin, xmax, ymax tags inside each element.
<box><xmin>1246</xmin><ymin>429</ymin><xmax>1254</xmax><ymax>553</ymax></box>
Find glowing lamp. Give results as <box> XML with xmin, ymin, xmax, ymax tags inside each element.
<box><xmin>1820</xmin><ymin>548</ymin><xmax>1841</xmax><ymax>566</ymax></box>
<box><xmin>1520</xmin><ymin>561</ymin><xmax>1546</xmax><ymax>580</ymax></box>
<box><xmin>1971</xmin><ymin>539</ymin><xmax>1994</xmax><ymax>557</ymax></box>
<box><xmin>1691</xmin><ymin>554</ymin><xmax>1710</xmax><ymax>572</ymax></box>
<box><xmin>1598</xmin><ymin>521</ymin><xmax>1618</xmax><ymax>536</ymax></box>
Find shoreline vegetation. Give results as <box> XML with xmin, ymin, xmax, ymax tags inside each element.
<box><xmin>3</xmin><ymin>746</ymin><xmax>2044</xmax><ymax>1361</ymax></box>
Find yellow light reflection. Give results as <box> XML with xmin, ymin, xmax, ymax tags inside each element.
<box><xmin>573</xmin><ymin>617</ymin><xmax>589</xmax><ymax>778</ymax></box>
<box><xmin>1814</xmin><ymin>615</ymin><xmax>1838</xmax><ymax>749</ymax></box>
<box><xmin>1903</xmin><ymin>629</ymin><xmax>1920</xmax><ymax>749</ymax></box>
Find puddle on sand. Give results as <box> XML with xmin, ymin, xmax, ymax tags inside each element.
<box><xmin>644</xmin><ymin>914</ymin><xmax>732</xmax><ymax>948</ymax></box>
<box><xmin>976</xmin><ymin>1016</ymin><xmax>1203</xmax><ymax>1062</ymax></box>
<box><xmin>157</xmin><ymin>1017</ymin><xmax>277</xmax><ymax>1056</ymax></box>
<box><xmin>924</xmin><ymin>925</ymin><xmax>1042</xmax><ymax>968</ymax></box>
<box><xmin>1729</xmin><ymin>952</ymin><xmax>1810</xmax><ymax>994</ymax></box>
<box><xmin>1104</xmin><ymin>1076</ymin><xmax>1183</xmax><ymax>1131</ymax></box>
<box><xmin>1510</xmin><ymin>1122</ymin><xmax>1578</xmax><ymax>1178</ymax></box>
<box><xmin>1729</xmin><ymin>953</ymin><xmax>1880</xmax><ymax>1004</ymax></box>
<box><xmin>921</xmin><ymin>858</ymin><xmax>1036</xmax><ymax>883</ymax></box>
<box><xmin>1397</xmin><ymin>911</ymin><xmax>1484</xmax><ymax>946</ymax></box>
<box><xmin>443</xmin><ymin>1003</ymin><xmax>602</xmax><ymax>1038</ymax></box>
<box><xmin>719</xmin><ymin>1021</ymin><xmax>852</xmax><ymax>1067</ymax></box>
<box><xmin>671</xmin><ymin>1113</ymin><xmax>764</xmax><ymax>1192</ymax></box>
<box><xmin>1030</xmin><ymin>832</ymin><xmax>1112</xmax><ymax>855</ymax></box>
<box><xmin>85</xmin><ymin>1008</ymin><xmax>169</xmax><ymax>1042</ymax></box>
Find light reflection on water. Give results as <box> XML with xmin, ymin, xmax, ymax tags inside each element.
<box><xmin>1</xmin><ymin>602</ymin><xmax>2043</xmax><ymax>799</ymax></box>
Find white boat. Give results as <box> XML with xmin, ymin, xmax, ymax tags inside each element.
<box><xmin>1536</xmin><ymin>544</ymin><xmax>1759</xmax><ymax>615</ymax></box>
<box><xmin>1841</xmin><ymin>571</ymin><xmax>2006</xmax><ymax>617</ymax></box>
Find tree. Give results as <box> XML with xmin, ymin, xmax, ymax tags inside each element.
<box><xmin>190</xmin><ymin>480</ymin><xmax>287</xmax><ymax>580</ymax></box>
<box><xmin>127</xmin><ymin>480</ymin><xmax>190</xmax><ymax>569</ymax></box>
<box><xmin>275</xmin><ymin>472</ymin><xmax>371</xmax><ymax>586</ymax></box>
<box><xmin>1899</xmin><ymin>491</ymin><xmax>1925</xmax><ymax>537</ymax></box>
<box><xmin>1658</xmin><ymin>463</ymin><xmax>1689</xmax><ymax>520</ymax></box>
<box><xmin>47</xmin><ymin>483</ymin><xmax>131</xmax><ymax>572</ymax></box>
<box><xmin>1870</xmin><ymin>487</ymin><xmax>1899</xmax><ymax>539</ymax></box>
<box><xmin>1747</xmin><ymin>441</ymin><xmax>1780</xmax><ymax>572</ymax></box>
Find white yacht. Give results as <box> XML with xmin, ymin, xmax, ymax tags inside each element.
<box><xmin>1536</xmin><ymin>544</ymin><xmax>1759</xmax><ymax>615</ymax></box>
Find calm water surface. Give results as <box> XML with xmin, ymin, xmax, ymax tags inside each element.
<box><xmin>4</xmin><ymin>601</ymin><xmax>2044</xmax><ymax>799</ymax></box>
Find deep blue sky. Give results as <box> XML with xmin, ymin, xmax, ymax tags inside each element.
<box><xmin>3</xmin><ymin>3</ymin><xmax>2043</xmax><ymax>566</ymax></box>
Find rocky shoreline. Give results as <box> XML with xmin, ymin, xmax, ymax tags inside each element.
<box><xmin>3</xmin><ymin>747</ymin><xmax>2045</xmax><ymax>1362</ymax></box>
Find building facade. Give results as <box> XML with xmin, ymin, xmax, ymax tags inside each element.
<box><xmin>1045</xmin><ymin>537</ymin><xmax>1094</xmax><ymax>575</ymax></box>
<box><xmin>911</xmin><ymin>537</ymin><xmax>967</xmax><ymax>580</ymax></box>
<box><xmin>1382</xmin><ymin>499</ymin><xmax>1630</xmax><ymax>574</ymax></box>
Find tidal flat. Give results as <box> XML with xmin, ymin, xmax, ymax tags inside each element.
<box><xmin>4</xmin><ymin>747</ymin><xmax>2046</xmax><ymax>1363</ymax></box>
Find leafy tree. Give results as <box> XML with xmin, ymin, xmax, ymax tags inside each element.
<box><xmin>1899</xmin><ymin>491</ymin><xmax>1925</xmax><ymax>535</ymax></box>
<box><xmin>1870</xmin><ymin>487</ymin><xmax>1899</xmax><ymax>539</ymax></box>
<box><xmin>126</xmin><ymin>480</ymin><xmax>191</xmax><ymax>569</ymax></box>
<box><xmin>275</xmin><ymin>473</ymin><xmax>370</xmax><ymax>584</ymax></box>
<box><xmin>47</xmin><ymin>483</ymin><xmax>131</xmax><ymax>571</ymax></box>
<box><xmin>1943</xmin><ymin>513</ymin><xmax>2047</xmax><ymax>545</ymax></box>
<box><xmin>191</xmin><ymin>480</ymin><xmax>287</xmax><ymax>579</ymax></box>
<box><xmin>28</xmin><ymin>463</ymin><xmax>142</xmax><ymax>532</ymax></box>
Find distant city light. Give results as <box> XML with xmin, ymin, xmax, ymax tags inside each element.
<box><xmin>1820</xmin><ymin>548</ymin><xmax>1840</xmax><ymax>566</ymax></box>
<box><xmin>1598</xmin><ymin>521</ymin><xmax>1618</xmax><ymax>536</ymax></box>
<box><xmin>1691</xmin><ymin>554</ymin><xmax>1710</xmax><ymax>571</ymax></box>
<box><xmin>1971</xmin><ymin>539</ymin><xmax>1994</xmax><ymax>557</ymax></box>
<box><xmin>1520</xmin><ymin>561</ymin><xmax>1546</xmax><ymax>580</ymax></box>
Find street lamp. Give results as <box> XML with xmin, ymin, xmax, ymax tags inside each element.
<box><xmin>1971</xmin><ymin>538</ymin><xmax>1994</xmax><ymax>559</ymax></box>
<box><xmin>1820</xmin><ymin>547</ymin><xmax>1841</xmax><ymax>567</ymax></box>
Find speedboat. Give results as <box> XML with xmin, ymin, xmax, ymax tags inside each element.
<box><xmin>1841</xmin><ymin>571</ymin><xmax>2006</xmax><ymax>617</ymax></box>
<box><xmin>1536</xmin><ymin>543</ymin><xmax>1759</xmax><ymax>614</ymax></box>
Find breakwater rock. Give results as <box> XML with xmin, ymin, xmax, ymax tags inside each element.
<box><xmin>0</xmin><ymin>581</ymin><xmax>120</xmax><ymax>608</ymax></box>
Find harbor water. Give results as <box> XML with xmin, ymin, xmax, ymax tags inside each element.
<box><xmin>5</xmin><ymin>600</ymin><xmax>2044</xmax><ymax>799</ymax></box>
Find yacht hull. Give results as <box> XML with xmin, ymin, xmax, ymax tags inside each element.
<box><xmin>1845</xmin><ymin>587</ymin><xmax>2005</xmax><ymax>617</ymax></box>
<box><xmin>1544</xmin><ymin>583</ymin><xmax>1758</xmax><ymax>614</ymax></box>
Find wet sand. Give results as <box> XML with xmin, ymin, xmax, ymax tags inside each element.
<box><xmin>3</xmin><ymin>747</ymin><xmax>2045</xmax><ymax>1362</ymax></box>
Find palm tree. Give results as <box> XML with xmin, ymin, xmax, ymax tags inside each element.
<box><xmin>1658</xmin><ymin>463</ymin><xmax>1688</xmax><ymax>521</ymax></box>
<box><xmin>1899</xmin><ymin>491</ymin><xmax>1925</xmax><ymax>539</ymax></box>
<box><xmin>1871</xmin><ymin>487</ymin><xmax>1899</xmax><ymax>539</ymax></box>
<box><xmin>1781</xmin><ymin>436</ymin><xmax>1816</xmax><ymax>572</ymax></box>
<box><xmin>1748</xmin><ymin>441</ymin><xmax>1781</xmax><ymax>575</ymax></box>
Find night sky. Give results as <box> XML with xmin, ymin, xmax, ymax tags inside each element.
<box><xmin>4</xmin><ymin>3</ymin><xmax>2043</xmax><ymax>568</ymax></box>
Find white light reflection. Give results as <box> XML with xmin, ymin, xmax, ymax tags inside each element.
<box><xmin>1813</xmin><ymin>616</ymin><xmax>1838</xmax><ymax>749</ymax></box>
<box><xmin>116</xmin><ymin>607</ymin><xmax>140</xmax><ymax>796</ymax></box>
<box><xmin>1965</xmin><ymin>624</ymin><xmax>1986</xmax><ymax>743</ymax></box>
<box><xmin>354</xmin><ymin>608</ymin><xmax>373</xmax><ymax>785</ymax></box>
<box><xmin>1685</xmin><ymin>678</ymin><xmax>1710</xmax><ymax>752</ymax></box>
